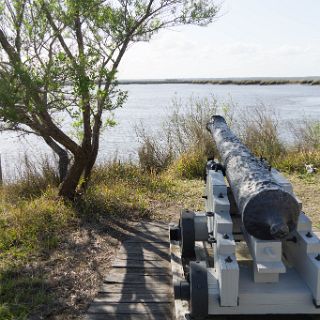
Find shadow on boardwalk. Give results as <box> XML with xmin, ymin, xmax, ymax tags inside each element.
<box><xmin>85</xmin><ymin>219</ymin><xmax>320</xmax><ymax>320</ymax></box>
<box><xmin>85</xmin><ymin>220</ymin><xmax>174</xmax><ymax>319</ymax></box>
<box><xmin>16</xmin><ymin>209</ymin><xmax>318</xmax><ymax>320</ymax></box>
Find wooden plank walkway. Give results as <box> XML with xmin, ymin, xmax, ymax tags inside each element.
<box><xmin>86</xmin><ymin>221</ymin><xmax>175</xmax><ymax>320</ymax></box>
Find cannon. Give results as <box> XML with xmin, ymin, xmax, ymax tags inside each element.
<box><xmin>170</xmin><ymin>116</ymin><xmax>320</xmax><ymax>319</ymax></box>
<box><xmin>207</xmin><ymin>115</ymin><xmax>300</xmax><ymax>240</ymax></box>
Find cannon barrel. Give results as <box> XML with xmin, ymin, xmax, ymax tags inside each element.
<box><xmin>207</xmin><ymin>115</ymin><xmax>299</xmax><ymax>240</ymax></box>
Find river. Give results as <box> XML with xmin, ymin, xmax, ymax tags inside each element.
<box><xmin>1</xmin><ymin>84</ymin><xmax>320</xmax><ymax>180</ymax></box>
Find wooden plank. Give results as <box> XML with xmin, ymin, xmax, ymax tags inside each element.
<box><xmin>127</xmin><ymin>230</ymin><xmax>168</xmax><ymax>237</ymax></box>
<box><xmin>121</xmin><ymin>242</ymin><xmax>170</xmax><ymax>248</ymax></box>
<box><xmin>119</xmin><ymin>244</ymin><xmax>170</xmax><ymax>252</ymax></box>
<box><xmin>87</xmin><ymin>302</ymin><xmax>173</xmax><ymax>314</ymax></box>
<box><xmin>118</xmin><ymin>247</ymin><xmax>170</xmax><ymax>255</ymax></box>
<box><xmin>107</xmin><ymin>267</ymin><xmax>168</xmax><ymax>274</ymax></box>
<box><xmin>127</xmin><ymin>229</ymin><xmax>168</xmax><ymax>236</ymax></box>
<box><xmin>113</xmin><ymin>256</ymin><xmax>169</xmax><ymax>263</ymax></box>
<box><xmin>108</xmin><ymin>268</ymin><xmax>171</xmax><ymax>276</ymax></box>
<box><xmin>101</xmin><ymin>282</ymin><xmax>173</xmax><ymax>288</ymax></box>
<box><xmin>85</xmin><ymin>221</ymin><xmax>174</xmax><ymax>319</ymax></box>
<box><xmin>135</xmin><ymin>222</ymin><xmax>168</xmax><ymax>229</ymax></box>
<box><xmin>112</xmin><ymin>260</ymin><xmax>170</xmax><ymax>268</ymax></box>
<box><xmin>125</xmin><ymin>235</ymin><xmax>168</xmax><ymax>240</ymax></box>
<box><xmin>85</xmin><ymin>313</ymin><xmax>167</xmax><ymax>320</ymax></box>
<box><xmin>115</xmin><ymin>253</ymin><xmax>170</xmax><ymax>261</ymax></box>
<box><xmin>99</xmin><ymin>283</ymin><xmax>172</xmax><ymax>293</ymax></box>
<box><xmin>105</xmin><ymin>274</ymin><xmax>171</xmax><ymax>284</ymax></box>
<box><xmin>125</xmin><ymin>237</ymin><xmax>169</xmax><ymax>243</ymax></box>
<box><xmin>93</xmin><ymin>293</ymin><xmax>172</xmax><ymax>303</ymax></box>
<box><xmin>120</xmin><ymin>241</ymin><xmax>169</xmax><ymax>246</ymax></box>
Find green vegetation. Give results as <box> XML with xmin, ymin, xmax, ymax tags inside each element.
<box><xmin>1</xmin><ymin>97</ymin><xmax>320</xmax><ymax>318</ymax></box>
<box><xmin>0</xmin><ymin>0</ymin><xmax>219</xmax><ymax>199</ymax></box>
<box><xmin>0</xmin><ymin>161</ymin><xmax>204</xmax><ymax>319</ymax></box>
<box><xmin>138</xmin><ymin>98</ymin><xmax>320</xmax><ymax>175</ymax></box>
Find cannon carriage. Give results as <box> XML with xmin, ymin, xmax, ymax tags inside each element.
<box><xmin>170</xmin><ymin>116</ymin><xmax>320</xmax><ymax>318</ymax></box>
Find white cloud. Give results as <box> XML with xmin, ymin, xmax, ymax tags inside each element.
<box><xmin>117</xmin><ymin>3</ymin><xmax>320</xmax><ymax>80</ymax></box>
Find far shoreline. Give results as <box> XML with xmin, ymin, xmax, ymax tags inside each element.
<box><xmin>118</xmin><ymin>76</ymin><xmax>320</xmax><ymax>86</ymax></box>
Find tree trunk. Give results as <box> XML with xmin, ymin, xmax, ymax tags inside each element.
<box><xmin>58</xmin><ymin>154</ymin><xmax>87</xmax><ymax>199</ymax></box>
<box><xmin>81</xmin><ymin>150</ymin><xmax>98</xmax><ymax>191</ymax></box>
<box><xmin>43</xmin><ymin>136</ymin><xmax>69</xmax><ymax>182</ymax></box>
<box><xmin>80</xmin><ymin>127</ymin><xmax>102</xmax><ymax>191</ymax></box>
<box><xmin>58</xmin><ymin>151</ymin><xmax>69</xmax><ymax>183</ymax></box>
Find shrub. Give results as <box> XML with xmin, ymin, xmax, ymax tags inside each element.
<box><xmin>0</xmin><ymin>193</ymin><xmax>75</xmax><ymax>255</ymax></box>
<box><xmin>274</xmin><ymin>150</ymin><xmax>320</xmax><ymax>173</ymax></box>
<box><xmin>171</xmin><ymin>148</ymin><xmax>207</xmax><ymax>179</ymax></box>
<box><xmin>235</xmin><ymin>105</ymin><xmax>285</xmax><ymax>164</ymax></box>
<box><xmin>164</xmin><ymin>96</ymin><xmax>221</xmax><ymax>155</ymax></box>
<box><xmin>137</xmin><ymin>96</ymin><xmax>234</xmax><ymax>176</ymax></box>
<box><xmin>289</xmin><ymin>119</ymin><xmax>320</xmax><ymax>152</ymax></box>
<box><xmin>137</xmin><ymin>132</ymin><xmax>174</xmax><ymax>173</ymax></box>
<box><xmin>3</xmin><ymin>155</ymin><xmax>59</xmax><ymax>201</ymax></box>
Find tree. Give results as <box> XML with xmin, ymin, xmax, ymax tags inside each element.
<box><xmin>0</xmin><ymin>0</ymin><xmax>219</xmax><ymax>199</ymax></box>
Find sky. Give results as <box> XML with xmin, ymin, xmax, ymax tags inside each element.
<box><xmin>118</xmin><ymin>0</ymin><xmax>320</xmax><ymax>79</ymax></box>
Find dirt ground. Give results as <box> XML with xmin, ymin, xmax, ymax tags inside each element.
<box><xmin>26</xmin><ymin>218</ymin><xmax>143</xmax><ymax>319</ymax></box>
<box><xmin>288</xmin><ymin>173</ymin><xmax>320</xmax><ymax>228</ymax></box>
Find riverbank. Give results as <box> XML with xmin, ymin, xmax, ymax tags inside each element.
<box><xmin>119</xmin><ymin>76</ymin><xmax>320</xmax><ymax>85</ymax></box>
<box><xmin>2</xmin><ymin>84</ymin><xmax>320</xmax><ymax>181</ymax></box>
<box><xmin>1</xmin><ymin>98</ymin><xmax>320</xmax><ymax>319</ymax></box>
<box><xmin>0</xmin><ymin>161</ymin><xmax>320</xmax><ymax>319</ymax></box>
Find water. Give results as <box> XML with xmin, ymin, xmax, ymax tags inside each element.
<box><xmin>1</xmin><ymin>84</ymin><xmax>320</xmax><ymax>180</ymax></box>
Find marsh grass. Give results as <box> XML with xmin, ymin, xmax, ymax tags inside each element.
<box><xmin>274</xmin><ymin>150</ymin><xmax>320</xmax><ymax>173</ymax></box>
<box><xmin>234</xmin><ymin>105</ymin><xmax>285</xmax><ymax>163</ymax></box>
<box><xmin>4</xmin><ymin>155</ymin><xmax>60</xmax><ymax>201</ymax></box>
<box><xmin>77</xmin><ymin>161</ymin><xmax>178</xmax><ymax>220</ymax></box>
<box><xmin>289</xmin><ymin>118</ymin><xmax>320</xmax><ymax>152</ymax></box>
<box><xmin>137</xmin><ymin>97</ymin><xmax>320</xmax><ymax>177</ymax></box>
<box><xmin>137</xmin><ymin>96</ymin><xmax>234</xmax><ymax>176</ymax></box>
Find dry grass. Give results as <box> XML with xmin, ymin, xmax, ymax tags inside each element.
<box><xmin>137</xmin><ymin>96</ymin><xmax>233</xmax><ymax>176</ymax></box>
<box><xmin>0</xmin><ymin>160</ymin><xmax>204</xmax><ymax>319</ymax></box>
<box><xmin>235</xmin><ymin>105</ymin><xmax>284</xmax><ymax>163</ymax></box>
<box><xmin>2</xmin><ymin>159</ymin><xmax>320</xmax><ymax>319</ymax></box>
<box><xmin>288</xmin><ymin>173</ymin><xmax>320</xmax><ymax>229</ymax></box>
<box><xmin>137</xmin><ymin>98</ymin><xmax>320</xmax><ymax>177</ymax></box>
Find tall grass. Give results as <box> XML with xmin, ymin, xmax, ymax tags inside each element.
<box><xmin>289</xmin><ymin>118</ymin><xmax>320</xmax><ymax>152</ymax></box>
<box><xmin>4</xmin><ymin>155</ymin><xmax>60</xmax><ymax>201</ymax></box>
<box><xmin>0</xmin><ymin>183</ymin><xmax>75</xmax><ymax>319</ymax></box>
<box><xmin>234</xmin><ymin>105</ymin><xmax>285</xmax><ymax>163</ymax></box>
<box><xmin>137</xmin><ymin>96</ymin><xmax>234</xmax><ymax>177</ymax></box>
<box><xmin>137</xmin><ymin>96</ymin><xmax>320</xmax><ymax>176</ymax></box>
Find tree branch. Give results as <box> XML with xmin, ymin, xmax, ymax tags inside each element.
<box><xmin>42</xmin><ymin>4</ymin><xmax>76</xmax><ymax>63</ymax></box>
<box><xmin>75</xmin><ymin>11</ymin><xmax>92</xmax><ymax>150</ymax></box>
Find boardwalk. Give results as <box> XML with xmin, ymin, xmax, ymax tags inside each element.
<box><xmin>86</xmin><ymin>221</ymin><xmax>174</xmax><ymax>320</ymax></box>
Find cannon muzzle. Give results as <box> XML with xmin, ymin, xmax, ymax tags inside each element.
<box><xmin>207</xmin><ymin>115</ymin><xmax>299</xmax><ymax>240</ymax></box>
